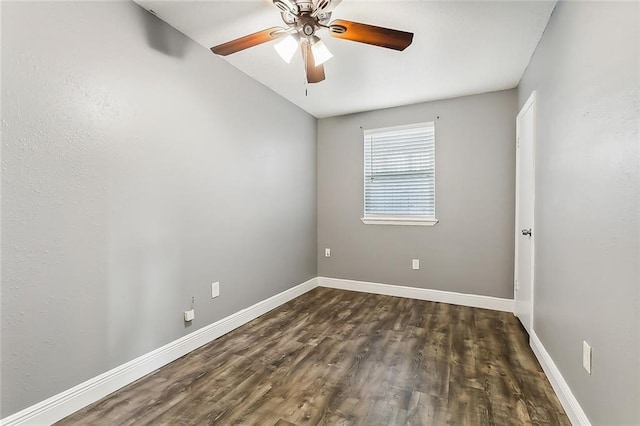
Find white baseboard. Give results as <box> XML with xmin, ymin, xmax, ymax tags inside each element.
<box><xmin>530</xmin><ymin>331</ymin><xmax>591</xmax><ymax>426</ymax></box>
<box><xmin>1</xmin><ymin>277</ymin><xmax>319</xmax><ymax>426</ymax></box>
<box><xmin>318</xmin><ymin>277</ymin><xmax>514</xmax><ymax>312</ymax></box>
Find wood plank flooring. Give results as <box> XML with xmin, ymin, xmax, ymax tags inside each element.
<box><xmin>58</xmin><ymin>287</ymin><xmax>570</xmax><ymax>425</ymax></box>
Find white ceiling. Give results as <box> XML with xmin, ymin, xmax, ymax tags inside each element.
<box><xmin>135</xmin><ymin>0</ymin><xmax>556</xmax><ymax>118</ymax></box>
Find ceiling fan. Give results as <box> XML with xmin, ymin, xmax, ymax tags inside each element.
<box><xmin>210</xmin><ymin>0</ymin><xmax>414</xmax><ymax>84</ymax></box>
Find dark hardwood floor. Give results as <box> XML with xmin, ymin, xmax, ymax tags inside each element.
<box><xmin>58</xmin><ymin>287</ymin><xmax>570</xmax><ymax>425</ymax></box>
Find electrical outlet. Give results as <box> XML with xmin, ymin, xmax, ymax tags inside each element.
<box><xmin>325</xmin><ymin>248</ymin><xmax>331</xmax><ymax>258</ymax></box>
<box><xmin>412</xmin><ymin>259</ymin><xmax>420</xmax><ymax>270</ymax></box>
<box><xmin>583</xmin><ymin>341</ymin><xmax>592</xmax><ymax>374</ymax></box>
<box><xmin>212</xmin><ymin>282</ymin><xmax>220</xmax><ymax>298</ymax></box>
<box><xmin>184</xmin><ymin>309</ymin><xmax>195</xmax><ymax>322</ymax></box>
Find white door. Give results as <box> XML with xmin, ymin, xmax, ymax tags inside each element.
<box><xmin>515</xmin><ymin>92</ymin><xmax>536</xmax><ymax>334</ymax></box>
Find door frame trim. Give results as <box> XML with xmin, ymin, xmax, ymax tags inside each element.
<box><xmin>514</xmin><ymin>90</ymin><xmax>537</xmax><ymax>332</ymax></box>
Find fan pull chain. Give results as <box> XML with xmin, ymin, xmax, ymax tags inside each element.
<box><xmin>303</xmin><ymin>42</ymin><xmax>309</xmax><ymax>96</ymax></box>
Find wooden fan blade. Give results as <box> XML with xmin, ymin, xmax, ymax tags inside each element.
<box><xmin>328</xmin><ymin>19</ymin><xmax>413</xmax><ymax>51</ymax></box>
<box><xmin>211</xmin><ymin>27</ymin><xmax>286</xmax><ymax>56</ymax></box>
<box><xmin>301</xmin><ymin>41</ymin><xmax>325</xmax><ymax>84</ymax></box>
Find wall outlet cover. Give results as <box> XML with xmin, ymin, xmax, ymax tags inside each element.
<box><xmin>412</xmin><ymin>259</ymin><xmax>420</xmax><ymax>270</ymax></box>
<box><xmin>212</xmin><ymin>282</ymin><xmax>220</xmax><ymax>298</ymax></box>
<box><xmin>184</xmin><ymin>309</ymin><xmax>195</xmax><ymax>322</ymax></box>
<box><xmin>583</xmin><ymin>341</ymin><xmax>592</xmax><ymax>374</ymax></box>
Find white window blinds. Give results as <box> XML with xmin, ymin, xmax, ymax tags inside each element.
<box><xmin>364</xmin><ymin>122</ymin><xmax>435</xmax><ymax>219</ymax></box>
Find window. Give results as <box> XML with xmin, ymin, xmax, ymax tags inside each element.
<box><xmin>362</xmin><ymin>122</ymin><xmax>438</xmax><ymax>226</ymax></box>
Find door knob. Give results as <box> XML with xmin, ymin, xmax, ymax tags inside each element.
<box><xmin>521</xmin><ymin>228</ymin><xmax>532</xmax><ymax>236</ymax></box>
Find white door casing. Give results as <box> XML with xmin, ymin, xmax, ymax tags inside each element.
<box><xmin>514</xmin><ymin>91</ymin><xmax>536</xmax><ymax>334</ymax></box>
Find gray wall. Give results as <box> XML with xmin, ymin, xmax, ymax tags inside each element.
<box><xmin>1</xmin><ymin>1</ymin><xmax>317</xmax><ymax>417</ymax></box>
<box><xmin>318</xmin><ymin>90</ymin><xmax>517</xmax><ymax>299</ymax></box>
<box><xmin>518</xmin><ymin>2</ymin><xmax>639</xmax><ymax>424</ymax></box>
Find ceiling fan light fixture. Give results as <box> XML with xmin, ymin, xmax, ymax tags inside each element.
<box><xmin>311</xmin><ymin>39</ymin><xmax>333</xmax><ymax>66</ymax></box>
<box><xmin>209</xmin><ymin>0</ymin><xmax>413</xmax><ymax>84</ymax></box>
<box><xmin>274</xmin><ymin>35</ymin><xmax>298</xmax><ymax>63</ymax></box>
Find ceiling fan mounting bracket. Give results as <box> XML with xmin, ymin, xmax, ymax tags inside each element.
<box><xmin>269</xmin><ymin>28</ymin><xmax>288</xmax><ymax>38</ymax></box>
<box><xmin>328</xmin><ymin>24</ymin><xmax>346</xmax><ymax>34</ymax></box>
<box><xmin>273</xmin><ymin>0</ymin><xmax>298</xmax><ymax>15</ymax></box>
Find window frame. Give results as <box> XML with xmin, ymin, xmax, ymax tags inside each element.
<box><xmin>361</xmin><ymin>122</ymin><xmax>438</xmax><ymax>227</ymax></box>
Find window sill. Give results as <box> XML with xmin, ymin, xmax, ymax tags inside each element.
<box><xmin>360</xmin><ymin>216</ymin><xmax>439</xmax><ymax>226</ymax></box>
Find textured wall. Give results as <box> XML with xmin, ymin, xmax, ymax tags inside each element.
<box><xmin>1</xmin><ymin>1</ymin><xmax>316</xmax><ymax>417</ymax></box>
<box><xmin>518</xmin><ymin>2</ymin><xmax>640</xmax><ymax>424</ymax></box>
<box><xmin>317</xmin><ymin>90</ymin><xmax>517</xmax><ymax>299</ymax></box>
